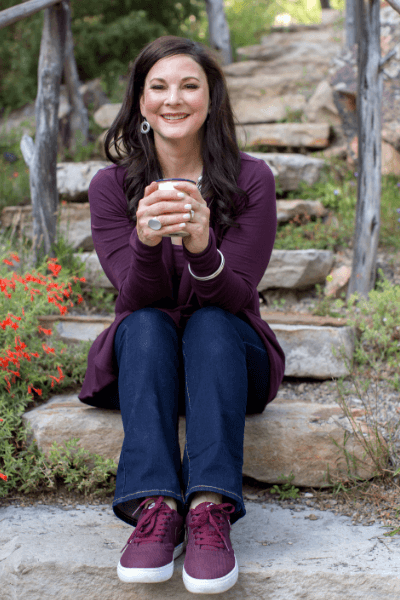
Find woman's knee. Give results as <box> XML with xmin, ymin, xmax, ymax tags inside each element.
<box><xmin>114</xmin><ymin>308</ymin><xmax>177</xmax><ymax>360</ymax></box>
<box><xmin>183</xmin><ymin>307</ymin><xmax>243</xmax><ymax>360</ymax></box>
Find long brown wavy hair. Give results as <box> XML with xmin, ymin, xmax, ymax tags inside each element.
<box><xmin>104</xmin><ymin>36</ymin><xmax>248</xmax><ymax>241</ymax></box>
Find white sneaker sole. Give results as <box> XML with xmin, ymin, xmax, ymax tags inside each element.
<box><xmin>117</xmin><ymin>541</ymin><xmax>185</xmax><ymax>583</ymax></box>
<box><xmin>182</xmin><ymin>557</ymin><xmax>239</xmax><ymax>594</ymax></box>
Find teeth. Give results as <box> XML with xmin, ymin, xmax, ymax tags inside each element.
<box><xmin>163</xmin><ymin>115</ymin><xmax>188</xmax><ymax>120</ymax></box>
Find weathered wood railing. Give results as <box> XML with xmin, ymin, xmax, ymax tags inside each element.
<box><xmin>0</xmin><ymin>0</ymin><xmax>88</xmax><ymax>262</ymax></box>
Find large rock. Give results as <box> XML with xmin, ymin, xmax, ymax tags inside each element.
<box><xmin>237</xmin><ymin>122</ymin><xmax>330</xmax><ymax>149</ymax></box>
<box><xmin>74</xmin><ymin>252</ymin><xmax>115</xmax><ymax>289</ymax></box>
<box><xmin>1</xmin><ymin>502</ymin><xmax>397</xmax><ymax>600</ymax></box>
<box><xmin>236</xmin><ymin>33</ymin><xmax>342</xmax><ymax>65</ymax></box>
<box><xmin>76</xmin><ymin>248</ymin><xmax>334</xmax><ymax>293</ymax></box>
<box><xmin>93</xmin><ymin>103</ymin><xmax>122</xmax><ymax>129</ymax></box>
<box><xmin>304</xmin><ymin>80</ymin><xmax>341</xmax><ymax>126</ymax></box>
<box><xmin>226</xmin><ymin>73</ymin><xmax>306</xmax><ymax>101</ymax></box>
<box><xmin>1</xmin><ymin>203</ymin><xmax>93</xmax><ymax>251</ymax></box>
<box><xmin>37</xmin><ymin>315</ymin><xmax>113</xmax><ymax>344</ymax></box>
<box><xmin>23</xmin><ymin>394</ymin><xmax>374</xmax><ymax>487</ymax></box>
<box><xmin>276</xmin><ymin>199</ymin><xmax>328</xmax><ymax>223</ymax></box>
<box><xmin>269</xmin><ymin>323</ymin><xmax>354</xmax><ymax>379</ymax></box>
<box><xmin>258</xmin><ymin>249</ymin><xmax>334</xmax><ymax>290</ymax></box>
<box><xmin>247</xmin><ymin>152</ymin><xmax>325</xmax><ymax>191</ymax></box>
<box><xmin>232</xmin><ymin>95</ymin><xmax>306</xmax><ymax>124</ymax></box>
<box><xmin>57</xmin><ymin>161</ymin><xmax>110</xmax><ymax>201</ymax></box>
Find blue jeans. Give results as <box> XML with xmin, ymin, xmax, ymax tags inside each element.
<box><xmin>112</xmin><ymin>306</ymin><xmax>270</xmax><ymax>527</ymax></box>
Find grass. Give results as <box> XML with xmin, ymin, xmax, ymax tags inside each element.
<box><xmin>273</xmin><ymin>159</ymin><xmax>400</xmax><ymax>253</ymax></box>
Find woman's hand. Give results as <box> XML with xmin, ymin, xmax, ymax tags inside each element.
<box><xmin>136</xmin><ymin>181</ymin><xmax>210</xmax><ymax>253</ymax></box>
<box><xmin>172</xmin><ymin>181</ymin><xmax>210</xmax><ymax>254</ymax></box>
<box><xmin>136</xmin><ymin>181</ymin><xmax>201</xmax><ymax>247</ymax></box>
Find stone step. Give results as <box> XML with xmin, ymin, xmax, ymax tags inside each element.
<box><xmin>247</xmin><ymin>152</ymin><xmax>325</xmax><ymax>191</ymax></box>
<box><xmin>1</xmin><ymin>501</ymin><xmax>396</xmax><ymax>600</ymax></box>
<box><xmin>257</xmin><ymin>249</ymin><xmax>334</xmax><ymax>291</ymax></box>
<box><xmin>0</xmin><ymin>197</ymin><xmax>328</xmax><ymax>252</ymax></box>
<box><xmin>22</xmin><ymin>394</ymin><xmax>375</xmax><ymax>488</ymax></box>
<box><xmin>38</xmin><ymin>309</ymin><xmax>354</xmax><ymax>380</ymax></box>
<box><xmin>237</xmin><ymin>122</ymin><xmax>330</xmax><ymax>150</ymax></box>
<box><xmin>75</xmin><ymin>248</ymin><xmax>334</xmax><ymax>292</ymax></box>
<box><xmin>1</xmin><ymin>202</ymin><xmax>93</xmax><ymax>251</ymax></box>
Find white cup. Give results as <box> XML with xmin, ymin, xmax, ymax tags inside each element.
<box><xmin>157</xmin><ymin>179</ymin><xmax>195</xmax><ymax>237</ymax></box>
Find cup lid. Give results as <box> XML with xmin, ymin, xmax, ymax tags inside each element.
<box><xmin>156</xmin><ymin>178</ymin><xmax>196</xmax><ymax>184</ymax></box>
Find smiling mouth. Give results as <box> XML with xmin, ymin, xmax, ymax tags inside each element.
<box><xmin>162</xmin><ymin>114</ymin><xmax>189</xmax><ymax>121</ymax></box>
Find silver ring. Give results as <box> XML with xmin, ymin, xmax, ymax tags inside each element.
<box><xmin>190</xmin><ymin>209</ymin><xmax>195</xmax><ymax>221</ymax></box>
<box><xmin>148</xmin><ymin>218</ymin><xmax>162</xmax><ymax>231</ymax></box>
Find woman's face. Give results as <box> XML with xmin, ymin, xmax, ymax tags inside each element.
<box><xmin>139</xmin><ymin>54</ymin><xmax>210</xmax><ymax>146</ymax></box>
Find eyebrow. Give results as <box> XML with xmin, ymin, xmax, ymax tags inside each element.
<box><xmin>149</xmin><ymin>76</ymin><xmax>200</xmax><ymax>83</ymax></box>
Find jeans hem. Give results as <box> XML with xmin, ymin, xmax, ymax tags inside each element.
<box><xmin>185</xmin><ymin>484</ymin><xmax>246</xmax><ymax>525</ymax></box>
<box><xmin>113</xmin><ymin>490</ymin><xmax>185</xmax><ymax>527</ymax></box>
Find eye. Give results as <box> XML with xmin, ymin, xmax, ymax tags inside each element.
<box><xmin>150</xmin><ymin>85</ymin><xmax>164</xmax><ymax>90</ymax></box>
<box><xmin>185</xmin><ymin>84</ymin><xmax>199</xmax><ymax>89</ymax></box>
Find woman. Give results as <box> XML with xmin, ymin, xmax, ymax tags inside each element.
<box><xmin>78</xmin><ymin>35</ymin><xmax>285</xmax><ymax>594</ymax></box>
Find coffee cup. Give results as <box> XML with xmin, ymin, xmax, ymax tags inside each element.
<box><xmin>156</xmin><ymin>178</ymin><xmax>195</xmax><ymax>237</ymax></box>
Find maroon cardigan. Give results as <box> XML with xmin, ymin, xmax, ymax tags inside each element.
<box><xmin>78</xmin><ymin>152</ymin><xmax>285</xmax><ymax>407</ymax></box>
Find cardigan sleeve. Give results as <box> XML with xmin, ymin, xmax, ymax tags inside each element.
<box><xmin>88</xmin><ymin>166</ymin><xmax>174</xmax><ymax>312</ymax></box>
<box><xmin>182</xmin><ymin>157</ymin><xmax>276</xmax><ymax>314</ymax></box>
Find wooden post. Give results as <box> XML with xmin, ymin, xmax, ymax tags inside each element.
<box><xmin>63</xmin><ymin>0</ymin><xmax>89</xmax><ymax>153</ymax></box>
<box><xmin>345</xmin><ymin>0</ymin><xmax>358</xmax><ymax>48</ymax></box>
<box><xmin>347</xmin><ymin>0</ymin><xmax>382</xmax><ymax>299</ymax></box>
<box><xmin>205</xmin><ymin>0</ymin><xmax>233</xmax><ymax>65</ymax></box>
<box><xmin>20</xmin><ymin>2</ymin><xmax>67</xmax><ymax>263</ymax></box>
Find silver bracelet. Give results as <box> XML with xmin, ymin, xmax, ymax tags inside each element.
<box><xmin>188</xmin><ymin>249</ymin><xmax>225</xmax><ymax>281</ymax></box>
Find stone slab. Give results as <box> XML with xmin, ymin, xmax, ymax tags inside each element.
<box><xmin>1</xmin><ymin>203</ymin><xmax>93</xmax><ymax>251</ymax></box>
<box><xmin>77</xmin><ymin>248</ymin><xmax>334</xmax><ymax>293</ymax></box>
<box><xmin>276</xmin><ymin>199</ymin><xmax>328</xmax><ymax>223</ymax></box>
<box><xmin>231</xmin><ymin>94</ymin><xmax>306</xmax><ymax>124</ymax></box>
<box><xmin>74</xmin><ymin>252</ymin><xmax>116</xmax><ymax>289</ymax></box>
<box><xmin>37</xmin><ymin>315</ymin><xmax>113</xmax><ymax>343</ymax></box>
<box><xmin>247</xmin><ymin>152</ymin><xmax>325</xmax><ymax>191</ymax></box>
<box><xmin>1</xmin><ymin>502</ymin><xmax>399</xmax><ymax>600</ymax></box>
<box><xmin>237</xmin><ymin>122</ymin><xmax>330</xmax><ymax>149</ymax></box>
<box><xmin>258</xmin><ymin>249</ymin><xmax>334</xmax><ymax>291</ymax></box>
<box><xmin>270</xmin><ymin>324</ymin><xmax>354</xmax><ymax>379</ymax></box>
<box><xmin>57</xmin><ymin>161</ymin><xmax>111</xmax><ymax>201</ymax></box>
<box><xmin>23</xmin><ymin>395</ymin><xmax>372</xmax><ymax>487</ymax></box>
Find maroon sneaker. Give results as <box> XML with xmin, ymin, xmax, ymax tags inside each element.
<box><xmin>117</xmin><ymin>496</ymin><xmax>185</xmax><ymax>583</ymax></box>
<box><xmin>183</xmin><ymin>502</ymin><xmax>238</xmax><ymax>594</ymax></box>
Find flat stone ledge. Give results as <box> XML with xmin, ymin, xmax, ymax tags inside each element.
<box><xmin>270</xmin><ymin>323</ymin><xmax>354</xmax><ymax>379</ymax></box>
<box><xmin>57</xmin><ymin>161</ymin><xmax>111</xmax><ymax>200</ymax></box>
<box><xmin>237</xmin><ymin>123</ymin><xmax>330</xmax><ymax>149</ymax></box>
<box><xmin>0</xmin><ymin>503</ymin><xmax>398</xmax><ymax>600</ymax></box>
<box><xmin>258</xmin><ymin>249</ymin><xmax>334</xmax><ymax>291</ymax></box>
<box><xmin>247</xmin><ymin>152</ymin><xmax>325</xmax><ymax>191</ymax></box>
<box><xmin>23</xmin><ymin>395</ymin><xmax>374</xmax><ymax>488</ymax></box>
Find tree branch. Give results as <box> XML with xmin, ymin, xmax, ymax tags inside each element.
<box><xmin>385</xmin><ymin>0</ymin><xmax>400</xmax><ymax>14</ymax></box>
<box><xmin>379</xmin><ymin>48</ymin><xmax>397</xmax><ymax>71</ymax></box>
<box><xmin>0</xmin><ymin>0</ymin><xmax>61</xmax><ymax>30</ymax></box>
<box><xmin>20</xmin><ymin>134</ymin><xmax>35</xmax><ymax>169</ymax></box>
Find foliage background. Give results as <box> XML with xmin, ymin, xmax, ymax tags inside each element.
<box><xmin>0</xmin><ymin>0</ymin><xmax>345</xmax><ymax>114</ymax></box>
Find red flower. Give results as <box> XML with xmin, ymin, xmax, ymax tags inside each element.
<box><xmin>42</xmin><ymin>344</ymin><xmax>55</xmax><ymax>355</ymax></box>
<box><xmin>2</xmin><ymin>259</ymin><xmax>13</xmax><ymax>266</ymax></box>
<box><xmin>38</xmin><ymin>326</ymin><xmax>52</xmax><ymax>335</ymax></box>
<box><xmin>10</xmin><ymin>253</ymin><xmax>20</xmax><ymax>263</ymax></box>
<box><xmin>28</xmin><ymin>385</ymin><xmax>42</xmax><ymax>397</ymax></box>
<box><xmin>0</xmin><ymin>473</ymin><xmax>7</xmax><ymax>481</ymax></box>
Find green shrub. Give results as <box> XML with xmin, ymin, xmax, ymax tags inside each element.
<box><xmin>346</xmin><ymin>276</ymin><xmax>400</xmax><ymax>388</ymax></box>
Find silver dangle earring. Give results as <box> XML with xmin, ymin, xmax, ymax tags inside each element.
<box><xmin>140</xmin><ymin>119</ymin><xmax>151</xmax><ymax>134</ymax></box>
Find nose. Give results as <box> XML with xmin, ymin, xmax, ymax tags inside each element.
<box><xmin>165</xmin><ymin>86</ymin><xmax>182</xmax><ymax>105</ymax></box>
